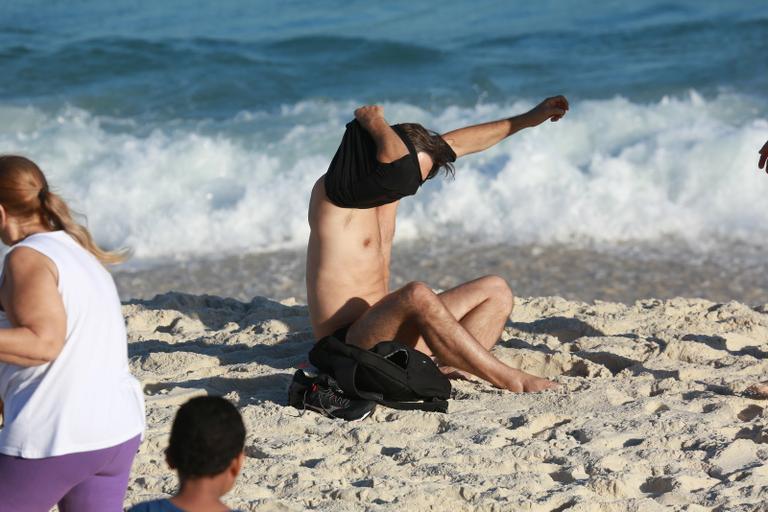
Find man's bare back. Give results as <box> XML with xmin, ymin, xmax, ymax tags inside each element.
<box><xmin>306</xmin><ymin>99</ymin><xmax>570</xmax><ymax>392</ymax></box>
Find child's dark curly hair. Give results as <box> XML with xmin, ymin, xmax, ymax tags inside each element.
<box><xmin>166</xmin><ymin>396</ymin><xmax>246</xmax><ymax>479</ymax></box>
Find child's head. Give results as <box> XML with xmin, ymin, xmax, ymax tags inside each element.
<box><xmin>166</xmin><ymin>396</ymin><xmax>246</xmax><ymax>493</ymax></box>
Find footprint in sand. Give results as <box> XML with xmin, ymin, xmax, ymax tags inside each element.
<box><xmin>571</xmin><ymin>336</ymin><xmax>659</xmax><ymax>375</ymax></box>
<box><xmin>735</xmin><ymin>425</ymin><xmax>768</xmax><ymax>444</ymax></box>
<box><xmin>504</xmin><ymin>413</ymin><xmax>573</xmax><ymax>441</ymax></box>
<box><xmin>642</xmin><ymin>400</ymin><xmax>671</xmax><ymax>415</ymax></box>
<box><xmin>737</xmin><ymin>404</ymin><xmax>764</xmax><ymax>422</ymax></box>
<box><xmin>639</xmin><ymin>476</ymin><xmax>675</xmax><ymax>497</ymax></box>
<box><xmin>142</xmin><ymin>384</ymin><xmax>208</xmax><ymax>406</ymax></box>
<box><xmin>708</xmin><ymin>439</ymin><xmax>763</xmax><ymax>479</ymax></box>
<box><xmin>498</xmin><ymin>349</ymin><xmax>611</xmax><ymax>379</ymax></box>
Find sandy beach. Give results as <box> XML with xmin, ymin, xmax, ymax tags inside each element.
<box><xmin>122</xmin><ymin>291</ymin><xmax>768</xmax><ymax>511</ymax></box>
<box><xmin>6</xmin><ymin>2</ymin><xmax>768</xmax><ymax>510</ymax></box>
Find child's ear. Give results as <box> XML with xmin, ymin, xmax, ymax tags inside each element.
<box><xmin>0</xmin><ymin>205</ymin><xmax>7</xmax><ymax>229</ymax></box>
<box><xmin>230</xmin><ymin>451</ymin><xmax>245</xmax><ymax>478</ymax></box>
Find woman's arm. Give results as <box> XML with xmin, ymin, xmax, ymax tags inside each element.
<box><xmin>354</xmin><ymin>105</ymin><xmax>409</xmax><ymax>163</ymax></box>
<box><xmin>441</xmin><ymin>95</ymin><xmax>569</xmax><ymax>158</ymax></box>
<box><xmin>0</xmin><ymin>247</ymin><xmax>66</xmax><ymax>367</ymax></box>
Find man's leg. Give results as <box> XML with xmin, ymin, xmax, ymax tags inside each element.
<box><xmin>422</xmin><ymin>275</ymin><xmax>514</xmax><ymax>378</ymax></box>
<box><xmin>434</xmin><ymin>275</ymin><xmax>514</xmax><ymax>352</ymax></box>
<box><xmin>346</xmin><ymin>280</ymin><xmax>555</xmax><ymax>392</ymax></box>
<box><xmin>351</xmin><ymin>275</ymin><xmax>513</xmax><ymax>354</ymax></box>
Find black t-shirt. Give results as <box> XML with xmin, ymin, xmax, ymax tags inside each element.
<box><xmin>324</xmin><ymin>120</ymin><xmax>423</xmax><ymax>208</ymax></box>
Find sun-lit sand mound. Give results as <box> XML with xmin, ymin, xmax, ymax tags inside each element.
<box><xmin>122</xmin><ymin>292</ymin><xmax>768</xmax><ymax>511</ymax></box>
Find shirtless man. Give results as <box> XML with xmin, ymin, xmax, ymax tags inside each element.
<box><xmin>306</xmin><ymin>96</ymin><xmax>569</xmax><ymax>392</ymax></box>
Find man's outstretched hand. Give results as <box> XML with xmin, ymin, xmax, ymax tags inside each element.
<box><xmin>525</xmin><ymin>95</ymin><xmax>570</xmax><ymax>127</ymax></box>
<box><xmin>759</xmin><ymin>140</ymin><xmax>768</xmax><ymax>171</ymax></box>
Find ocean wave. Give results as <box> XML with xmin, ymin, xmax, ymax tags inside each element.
<box><xmin>1</xmin><ymin>92</ymin><xmax>767</xmax><ymax>260</ymax></box>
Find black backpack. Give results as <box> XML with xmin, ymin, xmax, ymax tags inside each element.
<box><xmin>308</xmin><ymin>334</ymin><xmax>452</xmax><ymax>413</ymax></box>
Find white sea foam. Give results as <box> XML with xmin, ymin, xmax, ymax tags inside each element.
<box><xmin>1</xmin><ymin>92</ymin><xmax>766</xmax><ymax>261</ymax></box>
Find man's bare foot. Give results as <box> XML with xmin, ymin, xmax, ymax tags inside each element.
<box><xmin>522</xmin><ymin>375</ymin><xmax>559</xmax><ymax>392</ymax></box>
<box><xmin>745</xmin><ymin>381</ymin><xmax>768</xmax><ymax>399</ymax></box>
<box><xmin>501</xmin><ymin>372</ymin><xmax>559</xmax><ymax>393</ymax></box>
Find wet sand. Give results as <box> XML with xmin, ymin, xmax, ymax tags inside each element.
<box><xmin>114</xmin><ymin>240</ymin><xmax>768</xmax><ymax>306</ymax></box>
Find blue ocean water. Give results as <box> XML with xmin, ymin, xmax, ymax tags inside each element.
<box><xmin>1</xmin><ymin>1</ymin><xmax>767</xmax><ymax>259</ymax></box>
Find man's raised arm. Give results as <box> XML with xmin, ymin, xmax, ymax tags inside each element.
<box><xmin>441</xmin><ymin>95</ymin><xmax>569</xmax><ymax>158</ymax></box>
<box><xmin>354</xmin><ymin>105</ymin><xmax>409</xmax><ymax>163</ymax></box>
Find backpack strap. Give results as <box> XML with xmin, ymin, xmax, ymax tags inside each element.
<box><xmin>378</xmin><ymin>398</ymin><xmax>449</xmax><ymax>413</ymax></box>
<box><xmin>334</xmin><ymin>356</ymin><xmax>386</xmax><ymax>403</ymax></box>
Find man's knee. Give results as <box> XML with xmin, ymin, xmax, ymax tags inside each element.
<box><xmin>481</xmin><ymin>275</ymin><xmax>515</xmax><ymax>313</ymax></box>
<box><xmin>399</xmin><ymin>281</ymin><xmax>437</xmax><ymax>309</ymax></box>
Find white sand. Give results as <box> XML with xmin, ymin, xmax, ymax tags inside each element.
<box><xmin>123</xmin><ymin>293</ymin><xmax>768</xmax><ymax>511</ymax></box>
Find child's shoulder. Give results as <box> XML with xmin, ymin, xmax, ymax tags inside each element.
<box><xmin>127</xmin><ymin>498</ymin><xmax>185</xmax><ymax>512</ymax></box>
<box><xmin>128</xmin><ymin>499</ymin><xmax>242</xmax><ymax>512</ymax></box>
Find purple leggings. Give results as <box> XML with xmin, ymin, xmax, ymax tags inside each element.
<box><xmin>0</xmin><ymin>434</ymin><xmax>141</xmax><ymax>512</ymax></box>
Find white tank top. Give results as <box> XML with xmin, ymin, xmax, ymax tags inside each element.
<box><xmin>0</xmin><ymin>231</ymin><xmax>145</xmax><ymax>458</ymax></box>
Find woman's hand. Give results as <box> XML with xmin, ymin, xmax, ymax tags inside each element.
<box><xmin>524</xmin><ymin>95</ymin><xmax>570</xmax><ymax>127</ymax></box>
<box><xmin>759</xmin><ymin>140</ymin><xmax>768</xmax><ymax>171</ymax></box>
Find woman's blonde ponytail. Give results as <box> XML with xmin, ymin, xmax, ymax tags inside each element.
<box><xmin>38</xmin><ymin>190</ymin><xmax>128</xmax><ymax>265</ymax></box>
<box><xmin>0</xmin><ymin>155</ymin><xmax>129</xmax><ymax>266</ymax></box>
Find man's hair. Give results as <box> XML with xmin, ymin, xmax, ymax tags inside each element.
<box><xmin>166</xmin><ymin>396</ymin><xmax>246</xmax><ymax>479</ymax></box>
<box><xmin>398</xmin><ymin>123</ymin><xmax>456</xmax><ymax>180</ymax></box>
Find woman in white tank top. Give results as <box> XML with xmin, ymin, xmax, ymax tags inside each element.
<box><xmin>0</xmin><ymin>155</ymin><xmax>145</xmax><ymax>512</ymax></box>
